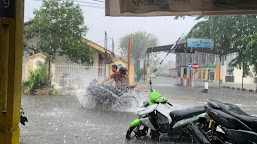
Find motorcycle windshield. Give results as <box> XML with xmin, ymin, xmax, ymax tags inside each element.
<box><xmin>149</xmin><ymin>90</ymin><xmax>167</xmax><ymax>103</ymax></box>
<box><xmin>137</xmin><ymin>104</ymin><xmax>158</xmax><ymax>115</ymax></box>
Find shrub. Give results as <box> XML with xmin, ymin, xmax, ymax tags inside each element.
<box><xmin>26</xmin><ymin>63</ymin><xmax>50</xmax><ymax>92</ymax></box>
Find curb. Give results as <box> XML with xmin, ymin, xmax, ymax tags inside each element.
<box><xmin>221</xmin><ymin>85</ymin><xmax>257</xmax><ymax>93</ymax></box>
<box><xmin>249</xmin><ymin>89</ymin><xmax>254</xmax><ymax>92</ymax></box>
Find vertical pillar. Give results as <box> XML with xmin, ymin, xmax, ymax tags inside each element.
<box><xmin>215</xmin><ymin>65</ymin><xmax>220</xmax><ymax>82</ymax></box>
<box><xmin>201</xmin><ymin>69</ymin><xmax>204</xmax><ymax>80</ymax></box>
<box><xmin>205</xmin><ymin>69</ymin><xmax>209</xmax><ymax>80</ymax></box>
<box><xmin>129</xmin><ymin>65</ymin><xmax>134</xmax><ymax>85</ymax></box>
<box><xmin>146</xmin><ymin>67</ymin><xmax>150</xmax><ymax>82</ymax></box>
<box><xmin>0</xmin><ymin>0</ymin><xmax>24</xmax><ymax>143</ymax></box>
<box><xmin>127</xmin><ymin>37</ymin><xmax>131</xmax><ymax>76</ymax></box>
<box><xmin>197</xmin><ymin>69</ymin><xmax>199</xmax><ymax>79</ymax></box>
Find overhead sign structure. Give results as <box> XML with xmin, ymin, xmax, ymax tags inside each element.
<box><xmin>0</xmin><ymin>0</ymin><xmax>15</xmax><ymax>18</ymax></box>
<box><xmin>188</xmin><ymin>63</ymin><xmax>193</xmax><ymax>70</ymax></box>
<box><xmin>187</xmin><ymin>38</ymin><xmax>214</xmax><ymax>48</ymax></box>
<box><xmin>193</xmin><ymin>63</ymin><xmax>199</xmax><ymax>69</ymax></box>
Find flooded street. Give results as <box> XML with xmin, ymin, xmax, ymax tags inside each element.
<box><xmin>20</xmin><ymin>77</ymin><xmax>257</xmax><ymax>144</ymax></box>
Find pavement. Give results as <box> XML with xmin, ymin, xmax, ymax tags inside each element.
<box><xmin>151</xmin><ymin>77</ymin><xmax>257</xmax><ymax>116</ymax></box>
<box><xmin>192</xmin><ymin>80</ymin><xmax>257</xmax><ymax>92</ymax></box>
<box><xmin>19</xmin><ymin>77</ymin><xmax>257</xmax><ymax>144</ymax></box>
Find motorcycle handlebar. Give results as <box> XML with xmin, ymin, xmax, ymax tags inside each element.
<box><xmin>167</xmin><ymin>102</ymin><xmax>173</xmax><ymax>106</ymax></box>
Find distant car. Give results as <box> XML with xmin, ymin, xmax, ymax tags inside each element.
<box><xmin>150</xmin><ymin>74</ymin><xmax>156</xmax><ymax>78</ymax></box>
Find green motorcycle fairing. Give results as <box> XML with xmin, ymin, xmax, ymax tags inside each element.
<box><xmin>130</xmin><ymin>90</ymin><xmax>167</xmax><ymax>127</ymax></box>
<box><xmin>130</xmin><ymin>118</ymin><xmax>142</xmax><ymax>127</ymax></box>
<box><xmin>149</xmin><ymin>90</ymin><xmax>167</xmax><ymax>103</ymax></box>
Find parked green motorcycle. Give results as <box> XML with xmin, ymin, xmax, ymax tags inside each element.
<box><xmin>126</xmin><ymin>81</ymin><xmax>207</xmax><ymax>141</ymax></box>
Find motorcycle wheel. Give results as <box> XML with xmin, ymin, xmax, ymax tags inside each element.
<box><xmin>150</xmin><ymin>130</ymin><xmax>160</xmax><ymax>141</ymax></box>
<box><xmin>126</xmin><ymin>125</ymin><xmax>148</xmax><ymax>140</ymax></box>
<box><xmin>193</xmin><ymin>122</ymin><xmax>227</xmax><ymax>144</ymax></box>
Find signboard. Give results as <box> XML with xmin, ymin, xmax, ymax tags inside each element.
<box><xmin>188</xmin><ymin>63</ymin><xmax>192</xmax><ymax>70</ymax></box>
<box><xmin>187</xmin><ymin>38</ymin><xmax>214</xmax><ymax>48</ymax></box>
<box><xmin>0</xmin><ymin>0</ymin><xmax>15</xmax><ymax>18</ymax></box>
<box><xmin>193</xmin><ymin>63</ymin><xmax>199</xmax><ymax>69</ymax></box>
<box><xmin>106</xmin><ymin>0</ymin><xmax>257</xmax><ymax>16</ymax></box>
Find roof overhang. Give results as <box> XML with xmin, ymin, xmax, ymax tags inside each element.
<box><xmin>106</xmin><ymin>0</ymin><xmax>257</xmax><ymax>17</ymax></box>
<box><xmin>146</xmin><ymin>40</ymin><xmax>239</xmax><ymax>55</ymax></box>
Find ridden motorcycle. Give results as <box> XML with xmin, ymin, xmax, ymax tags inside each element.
<box><xmin>190</xmin><ymin>99</ymin><xmax>257</xmax><ymax>144</ymax></box>
<box><xmin>87</xmin><ymin>79</ymin><xmax>139</xmax><ymax>109</ymax></box>
<box><xmin>20</xmin><ymin>107</ymin><xmax>28</xmax><ymax>125</ymax></box>
<box><xmin>126</xmin><ymin>80</ymin><xmax>207</xmax><ymax>141</ymax></box>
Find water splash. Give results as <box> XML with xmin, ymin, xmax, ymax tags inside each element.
<box><xmin>77</xmin><ymin>79</ymin><xmax>141</xmax><ymax>112</ymax></box>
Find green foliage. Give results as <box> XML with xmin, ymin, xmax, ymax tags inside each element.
<box><xmin>119</xmin><ymin>31</ymin><xmax>159</xmax><ymax>62</ymax></box>
<box><xmin>26</xmin><ymin>63</ymin><xmax>49</xmax><ymax>92</ymax></box>
<box><xmin>229</xmin><ymin>32</ymin><xmax>257</xmax><ymax>76</ymax></box>
<box><xmin>50</xmin><ymin>89</ymin><xmax>59</xmax><ymax>95</ymax></box>
<box><xmin>187</xmin><ymin>15</ymin><xmax>257</xmax><ymax>77</ymax></box>
<box><xmin>24</xmin><ymin>0</ymin><xmax>94</xmax><ymax>64</ymax></box>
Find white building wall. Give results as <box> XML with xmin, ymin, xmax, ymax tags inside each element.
<box><xmin>233</xmin><ymin>66</ymin><xmax>255</xmax><ymax>84</ymax></box>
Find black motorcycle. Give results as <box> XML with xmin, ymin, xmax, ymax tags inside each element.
<box><xmin>87</xmin><ymin>79</ymin><xmax>139</xmax><ymax>109</ymax></box>
<box><xmin>190</xmin><ymin>99</ymin><xmax>257</xmax><ymax>144</ymax></box>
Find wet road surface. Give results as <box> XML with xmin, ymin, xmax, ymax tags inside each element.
<box><xmin>20</xmin><ymin>77</ymin><xmax>257</xmax><ymax>143</ymax></box>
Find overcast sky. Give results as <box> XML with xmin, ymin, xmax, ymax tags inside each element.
<box><xmin>25</xmin><ymin>0</ymin><xmax>200</xmax><ymax>63</ymax></box>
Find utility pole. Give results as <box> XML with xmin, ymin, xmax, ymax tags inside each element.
<box><xmin>112</xmin><ymin>38</ymin><xmax>114</xmax><ymax>54</ymax></box>
<box><xmin>128</xmin><ymin>37</ymin><xmax>131</xmax><ymax>76</ymax></box>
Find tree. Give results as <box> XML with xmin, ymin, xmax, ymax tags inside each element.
<box><xmin>119</xmin><ymin>31</ymin><xmax>159</xmax><ymax>63</ymax></box>
<box><xmin>186</xmin><ymin>15</ymin><xmax>257</xmax><ymax>77</ymax></box>
<box><xmin>230</xmin><ymin>33</ymin><xmax>257</xmax><ymax>75</ymax></box>
<box><xmin>24</xmin><ymin>0</ymin><xmax>94</xmax><ymax>64</ymax></box>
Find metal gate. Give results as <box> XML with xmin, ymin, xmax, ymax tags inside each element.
<box><xmin>53</xmin><ymin>62</ymin><xmax>107</xmax><ymax>88</ymax></box>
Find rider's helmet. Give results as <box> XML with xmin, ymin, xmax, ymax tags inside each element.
<box><xmin>119</xmin><ymin>67</ymin><xmax>127</xmax><ymax>75</ymax></box>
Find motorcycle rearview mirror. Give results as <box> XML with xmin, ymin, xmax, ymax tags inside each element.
<box><xmin>150</xmin><ymin>79</ymin><xmax>153</xmax><ymax>92</ymax></box>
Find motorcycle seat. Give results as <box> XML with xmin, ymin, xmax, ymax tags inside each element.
<box><xmin>229</xmin><ymin>112</ymin><xmax>257</xmax><ymax>133</ymax></box>
<box><xmin>169</xmin><ymin>106</ymin><xmax>205</xmax><ymax>123</ymax></box>
<box><xmin>208</xmin><ymin>99</ymin><xmax>257</xmax><ymax>133</ymax></box>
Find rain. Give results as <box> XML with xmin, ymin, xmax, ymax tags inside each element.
<box><xmin>16</xmin><ymin>0</ymin><xmax>257</xmax><ymax>144</ymax></box>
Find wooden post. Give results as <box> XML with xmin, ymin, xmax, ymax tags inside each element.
<box><xmin>0</xmin><ymin>0</ymin><xmax>24</xmax><ymax>143</ymax></box>
<box><xmin>127</xmin><ymin>37</ymin><xmax>131</xmax><ymax>76</ymax></box>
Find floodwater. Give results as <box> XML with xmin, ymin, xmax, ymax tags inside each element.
<box><xmin>20</xmin><ymin>77</ymin><xmax>257</xmax><ymax>144</ymax></box>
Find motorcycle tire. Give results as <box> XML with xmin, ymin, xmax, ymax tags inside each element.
<box><xmin>126</xmin><ymin>125</ymin><xmax>148</xmax><ymax>140</ymax></box>
<box><xmin>150</xmin><ymin>130</ymin><xmax>160</xmax><ymax>141</ymax></box>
